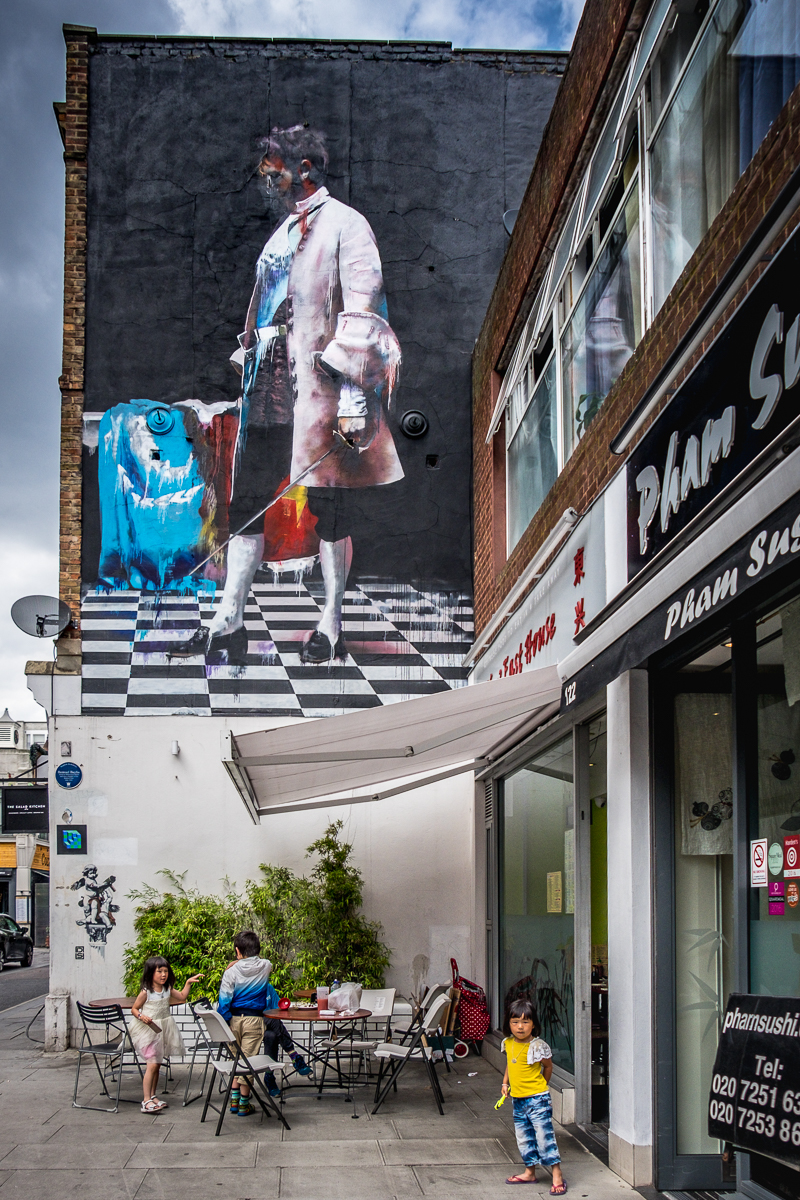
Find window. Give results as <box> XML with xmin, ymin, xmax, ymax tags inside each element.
<box><xmin>501</xmin><ymin>0</ymin><xmax>800</xmax><ymax>555</ymax></box>
<box><xmin>507</xmin><ymin>352</ymin><xmax>558</xmax><ymax>550</ymax></box>
<box><xmin>0</xmin><ymin>729</ymin><xmax>10</xmax><ymax>744</ymax></box>
<box><xmin>650</xmin><ymin>0</ymin><xmax>800</xmax><ymax>312</ymax></box>
<box><xmin>562</xmin><ymin>162</ymin><xmax>641</xmax><ymax>458</ymax></box>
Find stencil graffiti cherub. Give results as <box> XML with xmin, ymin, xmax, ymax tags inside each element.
<box><xmin>71</xmin><ymin>865</ymin><xmax>120</xmax><ymax>944</ymax></box>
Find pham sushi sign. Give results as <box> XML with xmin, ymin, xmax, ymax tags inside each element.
<box><xmin>627</xmin><ymin>223</ymin><xmax>800</xmax><ymax>578</ymax></box>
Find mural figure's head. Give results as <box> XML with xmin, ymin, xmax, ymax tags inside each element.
<box><xmin>256</xmin><ymin>124</ymin><xmax>329</xmax><ymax>209</ymax></box>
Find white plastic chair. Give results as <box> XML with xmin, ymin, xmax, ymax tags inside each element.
<box><xmin>371</xmin><ymin>991</ymin><xmax>451</xmax><ymax>1116</ymax></box>
<box><xmin>195</xmin><ymin>1008</ymin><xmax>291</xmax><ymax>1136</ymax></box>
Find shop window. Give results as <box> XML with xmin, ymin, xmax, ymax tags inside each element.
<box><xmin>501</xmin><ymin>733</ymin><xmax>575</xmax><ymax>1075</ymax></box>
<box><xmin>750</xmin><ymin>602</ymin><xmax>800</xmax><ymax>991</ymax></box>
<box><xmin>650</xmin><ymin>0</ymin><xmax>800</xmax><ymax>313</ymax></box>
<box><xmin>672</xmin><ymin>637</ymin><xmax>734</xmax><ymax>1156</ymax></box>
<box><xmin>747</xmin><ymin>599</ymin><xmax>800</xmax><ymax>1200</ymax></box>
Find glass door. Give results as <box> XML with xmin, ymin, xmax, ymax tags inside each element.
<box><xmin>654</xmin><ymin>635</ymin><xmax>736</xmax><ymax>1190</ymax></box>
<box><xmin>501</xmin><ymin>733</ymin><xmax>576</xmax><ymax>1075</ymax></box>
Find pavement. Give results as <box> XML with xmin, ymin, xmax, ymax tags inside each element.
<box><xmin>0</xmin><ymin>994</ymin><xmax>638</xmax><ymax>1200</ymax></box>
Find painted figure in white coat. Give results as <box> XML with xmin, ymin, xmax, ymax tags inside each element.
<box><xmin>178</xmin><ymin>126</ymin><xmax>402</xmax><ymax>665</ymax></box>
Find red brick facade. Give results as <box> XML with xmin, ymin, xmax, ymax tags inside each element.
<box><xmin>57</xmin><ymin>25</ymin><xmax>92</xmax><ymax>666</ymax></box>
<box><xmin>472</xmin><ymin>0</ymin><xmax>800</xmax><ymax>641</ymax></box>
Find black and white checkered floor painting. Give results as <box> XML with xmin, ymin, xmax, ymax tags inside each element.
<box><xmin>80</xmin><ymin>579</ymin><xmax>473</xmax><ymax>717</ymax></box>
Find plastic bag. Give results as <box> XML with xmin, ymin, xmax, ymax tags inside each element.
<box><xmin>326</xmin><ymin>982</ymin><xmax>363</xmax><ymax>1013</ymax></box>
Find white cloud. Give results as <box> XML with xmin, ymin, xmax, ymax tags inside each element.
<box><xmin>165</xmin><ymin>0</ymin><xmax>580</xmax><ymax>49</ymax></box>
<box><xmin>0</xmin><ymin>536</ymin><xmax>59</xmax><ymax>721</ymax></box>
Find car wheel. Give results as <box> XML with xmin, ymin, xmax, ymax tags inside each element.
<box><xmin>21</xmin><ymin>946</ymin><xmax>33</xmax><ymax>968</ymax></box>
<box><xmin>0</xmin><ymin>950</ymin><xmax>4</xmax><ymax>973</ymax></box>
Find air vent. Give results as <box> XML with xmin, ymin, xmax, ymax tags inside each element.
<box><xmin>484</xmin><ymin>780</ymin><xmax>494</xmax><ymax>827</ymax></box>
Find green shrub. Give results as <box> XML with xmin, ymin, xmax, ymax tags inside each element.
<box><xmin>122</xmin><ymin>821</ymin><xmax>391</xmax><ymax>1000</ymax></box>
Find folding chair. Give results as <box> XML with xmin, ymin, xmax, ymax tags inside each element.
<box><xmin>182</xmin><ymin>996</ymin><xmax>215</xmax><ymax>1106</ymax></box>
<box><xmin>371</xmin><ymin>992</ymin><xmax>450</xmax><ymax>1116</ymax></box>
<box><xmin>394</xmin><ymin>983</ymin><xmax>448</xmax><ymax>1041</ymax></box>
<box><xmin>395</xmin><ymin>983</ymin><xmax>453</xmax><ymax>1071</ymax></box>
<box><xmin>315</xmin><ymin>987</ymin><xmax>396</xmax><ymax>1093</ymax></box>
<box><xmin>73</xmin><ymin>1001</ymin><xmax>144</xmax><ymax>1113</ymax></box>
<box><xmin>196</xmin><ymin>1008</ymin><xmax>292</xmax><ymax>1136</ymax></box>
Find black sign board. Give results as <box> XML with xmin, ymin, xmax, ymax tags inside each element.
<box><xmin>708</xmin><ymin>993</ymin><xmax>800</xmax><ymax>1168</ymax></box>
<box><xmin>562</xmin><ymin>487</ymin><xmax>800</xmax><ymax>712</ymax></box>
<box><xmin>1</xmin><ymin>786</ymin><xmax>48</xmax><ymax>834</ymax></box>
<box><xmin>627</xmin><ymin>223</ymin><xmax>800</xmax><ymax>579</ymax></box>
<box><xmin>56</xmin><ymin>824</ymin><xmax>87</xmax><ymax>855</ymax></box>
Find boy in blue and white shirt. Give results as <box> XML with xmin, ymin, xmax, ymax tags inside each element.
<box><xmin>217</xmin><ymin>930</ymin><xmax>310</xmax><ymax>1114</ymax></box>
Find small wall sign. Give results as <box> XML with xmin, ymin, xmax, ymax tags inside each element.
<box><xmin>57</xmin><ymin>824</ymin><xmax>87</xmax><ymax>855</ymax></box>
<box><xmin>768</xmin><ymin>842</ymin><xmax>784</xmax><ymax>876</ymax></box>
<box><xmin>55</xmin><ymin>762</ymin><xmax>83</xmax><ymax>790</ymax></box>
<box><xmin>751</xmin><ymin>838</ymin><xmax>768</xmax><ymax>887</ymax></box>
<box><xmin>708</xmin><ymin>993</ymin><xmax>800</xmax><ymax>1168</ymax></box>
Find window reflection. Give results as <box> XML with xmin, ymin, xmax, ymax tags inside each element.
<box><xmin>562</xmin><ymin>185</ymin><xmax>641</xmax><ymax>457</ymax></box>
<box><xmin>506</xmin><ymin>355</ymin><xmax>558</xmax><ymax>551</ymax></box>
<box><xmin>651</xmin><ymin>0</ymin><xmax>800</xmax><ymax>311</ymax></box>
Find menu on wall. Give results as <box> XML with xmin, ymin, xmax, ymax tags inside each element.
<box><xmin>708</xmin><ymin>993</ymin><xmax>800</xmax><ymax>1168</ymax></box>
<box><xmin>546</xmin><ymin>871</ymin><xmax>563</xmax><ymax>913</ymax></box>
<box><xmin>564</xmin><ymin>829</ymin><xmax>575</xmax><ymax>914</ymax></box>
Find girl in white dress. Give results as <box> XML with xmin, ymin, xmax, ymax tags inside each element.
<box><xmin>130</xmin><ymin>956</ymin><xmax>203</xmax><ymax>1113</ymax></box>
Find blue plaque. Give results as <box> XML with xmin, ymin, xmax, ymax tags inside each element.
<box><xmin>55</xmin><ymin>762</ymin><xmax>83</xmax><ymax>790</ymax></box>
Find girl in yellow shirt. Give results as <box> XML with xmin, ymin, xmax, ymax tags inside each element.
<box><xmin>501</xmin><ymin>997</ymin><xmax>566</xmax><ymax>1191</ymax></box>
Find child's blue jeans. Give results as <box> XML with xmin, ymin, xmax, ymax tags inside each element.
<box><xmin>512</xmin><ymin>1091</ymin><xmax>561</xmax><ymax>1167</ymax></box>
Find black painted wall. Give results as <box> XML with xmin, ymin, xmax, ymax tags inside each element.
<box><xmin>84</xmin><ymin>38</ymin><xmax>565</xmax><ymax>589</ymax></box>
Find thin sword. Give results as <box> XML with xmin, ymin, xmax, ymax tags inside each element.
<box><xmin>188</xmin><ymin>438</ymin><xmax>348</xmax><ymax>577</ymax></box>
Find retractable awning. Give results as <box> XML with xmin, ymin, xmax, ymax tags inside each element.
<box><xmin>222</xmin><ymin>666</ymin><xmax>561</xmax><ymax>821</ymax></box>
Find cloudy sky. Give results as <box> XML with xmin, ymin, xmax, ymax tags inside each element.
<box><xmin>0</xmin><ymin>0</ymin><xmax>580</xmax><ymax>720</ymax></box>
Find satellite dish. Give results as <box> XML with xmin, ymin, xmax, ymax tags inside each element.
<box><xmin>11</xmin><ymin>595</ymin><xmax>72</xmax><ymax>639</ymax></box>
<box><xmin>503</xmin><ymin>209</ymin><xmax>518</xmax><ymax>236</ymax></box>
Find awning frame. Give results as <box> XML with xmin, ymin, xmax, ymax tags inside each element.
<box><xmin>221</xmin><ymin>669</ymin><xmax>562</xmax><ymax>821</ymax></box>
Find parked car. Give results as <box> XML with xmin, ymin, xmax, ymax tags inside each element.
<box><xmin>0</xmin><ymin>914</ymin><xmax>33</xmax><ymax>969</ymax></box>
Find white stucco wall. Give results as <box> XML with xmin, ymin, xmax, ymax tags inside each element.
<box><xmin>44</xmin><ymin>714</ymin><xmax>475</xmax><ymax>1039</ymax></box>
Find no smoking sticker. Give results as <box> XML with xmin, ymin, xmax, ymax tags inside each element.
<box><xmin>751</xmin><ymin>838</ymin><xmax>768</xmax><ymax>887</ymax></box>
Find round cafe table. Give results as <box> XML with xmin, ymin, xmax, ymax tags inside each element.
<box><xmin>264</xmin><ymin>1006</ymin><xmax>373</xmax><ymax>1102</ymax></box>
<box><xmin>89</xmin><ymin>997</ymin><xmax>136</xmax><ymax>1008</ymax></box>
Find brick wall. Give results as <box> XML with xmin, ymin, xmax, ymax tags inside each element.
<box><xmin>57</xmin><ymin>25</ymin><xmax>92</xmax><ymax>668</ymax></box>
<box><xmin>472</xmin><ymin>0</ymin><xmax>800</xmax><ymax>638</ymax></box>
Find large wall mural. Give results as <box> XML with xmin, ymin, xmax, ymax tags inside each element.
<box><xmin>80</xmin><ymin>40</ymin><xmax>563</xmax><ymax>715</ymax></box>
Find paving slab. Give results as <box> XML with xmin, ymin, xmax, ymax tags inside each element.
<box><xmin>0</xmin><ymin>1142</ymin><xmax>135</xmax><ymax>1170</ymax></box>
<box><xmin>255</xmin><ymin>1137</ymin><xmax>382</xmax><ymax>1166</ymax></box>
<box><xmin>133</xmin><ymin>1166</ymin><xmax>280</xmax><ymax>1198</ymax></box>
<box><xmin>47</xmin><ymin>1120</ymin><xmax>173</xmax><ymax>1143</ymax></box>
<box><xmin>277</xmin><ymin>1162</ymin><xmax>422</xmax><ymax>1197</ymax></box>
<box><xmin>380</xmin><ymin>1136</ymin><xmax>513</xmax><ymax>1165</ymax></box>
<box><xmin>0</xmin><ymin>1168</ymin><xmax>147</xmax><ymax>1200</ymax></box>
<box><xmin>392</xmin><ymin>1115</ymin><xmax>510</xmax><ymax>1139</ymax></box>
<box><xmin>278</xmin><ymin>1112</ymin><xmax>399</xmax><ymax>1140</ymax></box>
<box><xmin>414</xmin><ymin>1161</ymin><xmax>555</xmax><ymax>1196</ymax></box>
<box><xmin>0</xmin><ymin>1125</ymin><xmax>64</xmax><ymax>1147</ymax></box>
<box><xmin>127</xmin><ymin>1140</ymin><xmax>258</xmax><ymax>1168</ymax></box>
